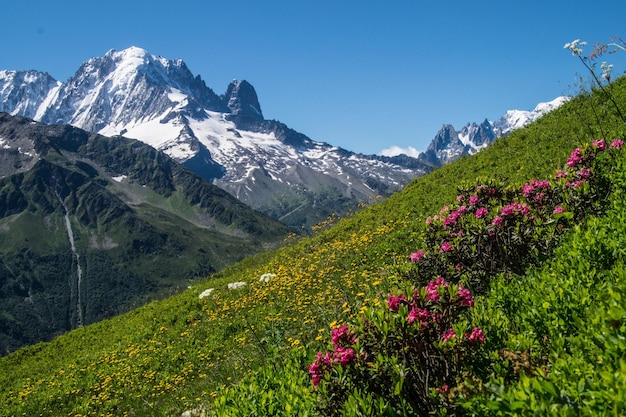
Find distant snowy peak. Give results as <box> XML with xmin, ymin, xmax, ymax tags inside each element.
<box><xmin>37</xmin><ymin>46</ymin><xmax>226</xmax><ymax>133</ymax></box>
<box><xmin>492</xmin><ymin>96</ymin><xmax>570</xmax><ymax>137</ymax></box>
<box><xmin>0</xmin><ymin>70</ymin><xmax>61</xmax><ymax>120</ymax></box>
<box><xmin>383</xmin><ymin>95</ymin><xmax>569</xmax><ymax>165</ymax></box>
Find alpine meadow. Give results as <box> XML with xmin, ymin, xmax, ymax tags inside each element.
<box><xmin>1</xmin><ymin>38</ymin><xmax>626</xmax><ymax>416</ymax></box>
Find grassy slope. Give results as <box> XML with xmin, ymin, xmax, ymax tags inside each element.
<box><xmin>0</xmin><ymin>78</ymin><xmax>625</xmax><ymax>416</ymax></box>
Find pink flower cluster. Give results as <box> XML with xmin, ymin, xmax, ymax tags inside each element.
<box><xmin>491</xmin><ymin>215</ymin><xmax>503</xmax><ymax>227</ymax></box>
<box><xmin>331</xmin><ymin>324</ymin><xmax>357</xmax><ymax>346</ymax></box>
<box><xmin>425</xmin><ymin>276</ymin><xmax>449</xmax><ymax>302</ymax></box>
<box><xmin>500</xmin><ymin>203</ymin><xmax>530</xmax><ymax>217</ymax></box>
<box><xmin>407</xmin><ymin>307</ymin><xmax>430</xmax><ymax>325</ymax></box>
<box><xmin>443</xmin><ymin>206</ymin><xmax>467</xmax><ymax>229</ymax></box>
<box><xmin>611</xmin><ymin>138</ymin><xmax>624</xmax><ymax>149</ymax></box>
<box><xmin>567</xmin><ymin>147</ymin><xmax>584</xmax><ymax>168</ymax></box>
<box><xmin>439</xmin><ymin>241</ymin><xmax>453</xmax><ymax>253</ymax></box>
<box><xmin>592</xmin><ymin>139</ymin><xmax>606</xmax><ymax>151</ymax></box>
<box><xmin>457</xmin><ymin>285</ymin><xmax>475</xmax><ymax>307</ymax></box>
<box><xmin>387</xmin><ymin>294</ymin><xmax>407</xmax><ymax>312</ymax></box>
<box><xmin>465</xmin><ymin>327</ymin><xmax>486</xmax><ymax>344</ymax></box>
<box><xmin>309</xmin><ymin>352</ymin><xmax>334</xmax><ymax>387</ymax></box>
<box><xmin>521</xmin><ymin>179</ymin><xmax>552</xmax><ymax>204</ymax></box>
<box><xmin>309</xmin><ymin>324</ymin><xmax>358</xmax><ymax>387</ymax></box>
<box><xmin>442</xmin><ymin>329</ymin><xmax>456</xmax><ymax>342</ymax></box>
<box><xmin>442</xmin><ymin>326</ymin><xmax>485</xmax><ymax>344</ymax></box>
<box><xmin>386</xmin><ymin>277</ymin><xmax>475</xmax><ymax>330</ymax></box>
<box><xmin>475</xmin><ymin>207</ymin><xmax>489</xmax><ymax>219</ymax></box>
<box><xmin>409</xmin><ymin>250</ymin><xmax>425</xmax><ymax>263</ymax></box>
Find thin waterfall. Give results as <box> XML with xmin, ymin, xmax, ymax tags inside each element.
<box><xmin>55</xmin><ymin>190</ymin><xmax>84</xmax><ymax>328</ymax></box>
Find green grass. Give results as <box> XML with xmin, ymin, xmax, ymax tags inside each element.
<box><xmin>0</xmin><ymin>77</ymin><xmax>625</xmax><ymax>416</ymax></box>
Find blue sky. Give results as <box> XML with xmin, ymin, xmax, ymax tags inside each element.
<box><xmin>2</xmin><ymin>0</ymin><xmax>625</xmax><ymax>155</ymax></box>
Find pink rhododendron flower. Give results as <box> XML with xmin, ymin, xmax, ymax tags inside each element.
<box><xmin>456</xmin><ymin>195</ymin><xmax>465</xmax><ymax>202</ymax></box>
<box><xmin>425</xmin><ymin>277</ymin><xmax>448</xmax><ymax>302</ymax></box>
<box><xmin>553</xmin><ymin>205</ymin><xmax>564</xmax><ymax>214</ymax></box>
<box><xmin>443</xmin><ymin>211</ymin><xmax>462</xmax><ymax>228</ymax></box>
<box><xmin>577</xmin><ymin>166</ymin><xmax>591</xmax><ymax>178</ymax></box>
<box><xmin>410</xmin><ymin>250</ymin><xmax>425</xmax><ymax>263</ymax></box>
<box><xmin>457</xmin><ymin>286</ymin><xmax>474</xmax><ymax>307</ymax></box>
<box><xmin>592</xmin><ymin>139</ymin><xmax>606</xmax><ymax>151</ymax></box>
<box><xmin>567</xmin><ymin>148</ymin><xmax>583</xmax><ymax>168</ymax></box>
<box><xmin>475</xmin><ymin>207</ymin><xmax>489</xmax><ymax>219</ymax></box>
<box><xmin>522</xmin><ymin>179</ymin><xmax>552</xmax><ymax>197</ymax></box>
<box><xmin>387</xmin><ymin>294</ymin><xmax>406</xmax><ymax>312</ymax></box>
<box><xmin>492</xmin><ymin>215</ymin><xmax>503</xmax><ymax>227</ymax></box>
<box><xmin>309</xmin><ymin>352</ymin><xmax>334</xmax><ymax>387</ymax></box>
<box><xmin>533</xmin><ymin>192</ymin><xmax>546</xmax><ymax>202</ymax></box>
<box><xmin>567</xmin><ymin>179</ymin><xmax>587</xmax><ymax>188</ymax></box>
<box><xmin>610</xmin><ymin>138</ymin><xmax>624</xmax><ymax>149</ymax></box>
<box><xmin>331</xmin><ymin>324</ymin><xmax>356</xmax><ymax>346</ymax></box>
<box><xmin>436</xmin><ymin>384</ymin><xmax>450</xmax><ymax>394</ymax></box>
<box><xmin>469</xmin><ymin>195</ymin><xmax>480</xmax><ymax>206</ymax></box>
<box><xmin>466</xmin><ymin>327</ymin><xmax>485</xmax><ymax>344</ymax></box>
<box><xmin>442</xmin><ymin>329</ymin><xmax>456</xmax><ymax>342</ymax></box>
<box><xmin>500</xmin><ymin>203</ymin><xmax>530</xmax><ymax>217</ymax></box>
<box><xmin>407</xmin><ymin>307</ymin><xmax>430</xmax><ymax>325</ymax></box>
<box><xmin>521</xmin><ymin>183</ymin><xmax>534</xmax><ymax>197</ymax></box>
<box><xmin>439</xmin><ymin>241</ymin><xmax>452</xmax><ymax>253</ymax></box>
<box><xmin>333</xmin><ymin>346</ymin><xmax>356</xmax><ymax>366</ymax></box>
<box><xmin>555</xmin><ymin>170</ymin><xmax>567</xmax><ymax>179</ymax></box>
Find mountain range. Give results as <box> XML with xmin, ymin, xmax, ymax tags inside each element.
<box><xmin>0</xmin><ymin>112</ymin><xmax>291</xmax><ymax>355</ymax></box>
<box><xmin>0</xmin><ymin>46</ymin><xmax>567</xmax><ymax>228</ymax></box>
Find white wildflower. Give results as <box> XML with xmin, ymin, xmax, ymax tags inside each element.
<box><xmin>227</xmin><ymin>281</ymin><xmax>246</xmax><ymax>290</ymax></box>
<box><xmin>181</xmin><ymin>408</ymin><xmax>206</xmax><ymax>417</ymax></box>
<box><xmin>259</xmin><ymin>273</ymin><xmax>276</xmax><ymax>283</ymax></box>
<box><xmin>601</xmin><ymin>61</ymin><xmax>614</xmax><ymax>81</ymax></box>
<box><xmin>564</xmin><ymin>39</ymin><xmax>586</xmax><ymax>56</ymax></box>
<box><xmin>198</xmin><ymin>288</ymin><xmax>215</xmax><ymax>299</ymax></box>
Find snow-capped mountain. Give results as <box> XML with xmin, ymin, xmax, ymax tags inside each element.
<box><xmin>418</xmin><ymin>119</ymin><xmax>497</xmax><ymax>166</ymax></box>
<box><xmin>0</xmin><ymin>70</ymin><xmax>61</xmax><ymax>118</ymax></box>
<box><xmin>492</xmin><ymin>96</ymin><xmax>570</xmax><ymax>137</ymax></box>
<box><xmin>410</xmin><ymin>96</ymin><xmax>569</xmax><ymax>166</ymax></box>
<box><xmin>0</xmin><ymin>46</ymin><xmax>567</xmax><ymax>227</ymax></box>
<box><xmin>0</xmin><ymin>47</ymin><xmax>431</xmax><ymax>228</ymax></box>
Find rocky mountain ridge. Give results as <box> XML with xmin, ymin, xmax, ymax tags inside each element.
<box><xmin>0</xmin><ymin>112</ymin><xmax>291</xmax><ymax>355</ymax></box>
<box><xmin>0</xmin><ymin>47</ymin><xmax>567</xmax><ymax>227</ymax></box>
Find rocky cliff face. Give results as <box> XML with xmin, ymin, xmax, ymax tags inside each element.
<box><xmin>0</xmin><ymin>112</ymin><xmax>292</xmax><ymax>355</ymax></box>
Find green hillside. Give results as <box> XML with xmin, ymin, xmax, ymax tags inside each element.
<box><xmin>0</xmin><ymin>73</ymin><xmax>625</xmax><ymax>416</ymax></box>
<box><xmin>0</xmin><ymin>115</ymin><xmax>292</xmax><ymax>355</ymax></box>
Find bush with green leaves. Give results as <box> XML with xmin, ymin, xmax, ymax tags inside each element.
<box><xmin>463</xmin><ymin>158</ymin><xmax>626</xmax><ymax>415</ymax></box>
<box><xmin>308</xmin><ymin>138</ymin><xmax>624</xmax><ymax>416</ymax></box>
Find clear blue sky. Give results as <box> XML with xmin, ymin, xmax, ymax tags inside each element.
<box><xmin>2</xmin><ymin>0</ymin><xmax>625</xmax><ymax>155</ymax></box>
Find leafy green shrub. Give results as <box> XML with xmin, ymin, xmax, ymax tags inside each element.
<box><xmin>308</xmin><ymin>139</ymin><xmax>624</xmax><ymax>416</ymax></box>
<box><xmin>209</xmin><ymin>348</ymin><xmax>315</xmax><ymax>417</ymax></box>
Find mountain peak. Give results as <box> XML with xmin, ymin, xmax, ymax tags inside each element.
<box><xmin>105</xmin><ymin>46</ymin><xmax>149</xmax><ymax>60</ymax></box>
<box><xmin>223</xmin><ymin>79</ymin><xmax>263</xmax><ymax>119</ymax></box>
